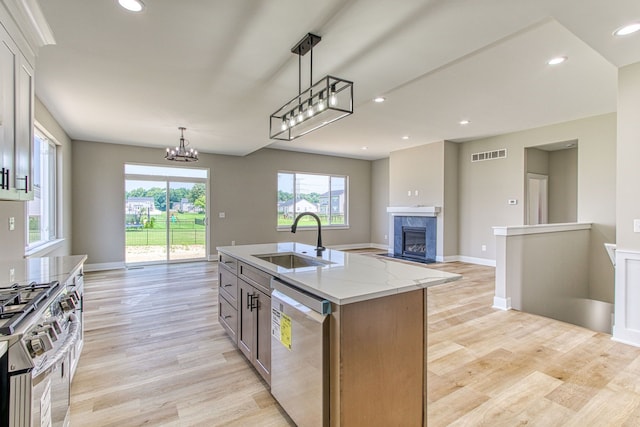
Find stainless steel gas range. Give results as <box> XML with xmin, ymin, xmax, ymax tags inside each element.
<box><xmin>0</xmin><ymin>266</ymin><xmax>84</xmax><ymax>427</ymax></box>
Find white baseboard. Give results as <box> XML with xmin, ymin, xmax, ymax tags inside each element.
<box><xmin>450</xmin><ymin>255</ymin><xmax>496</xmax><ymax>267</ymax></box>
<box><xmin>327</xmin><ymin>243</ymin><xmax>387</xmax><ymax>251</ymax></box>
<box><xmin>492</xmin><ymin>296</ymin><xmax>512</xmax><ymax>310</ymax></box>
<box><xmin>84</xmin><ymin>262</ymin><xmax>125</xmax><ymax>272</ymax></box>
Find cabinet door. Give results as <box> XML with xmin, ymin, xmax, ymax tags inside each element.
<box><xmin>15</xmin><ymin>57</ymin><xmax>33</xmax><ymax>200</ymax></box>
<box><xmin>253</xmin><ymin>288</ymin><xmax>271</xmax><ymax>384</ymax></box>
<box><xmin>237</xmin><ymin>279</ymin><xmax>254</xmax><ymax>361</ymax></box>
<box><xmin>0</xmin><ymin>28</ymin><xmax>17</xmax><ymax>199</ymax></box>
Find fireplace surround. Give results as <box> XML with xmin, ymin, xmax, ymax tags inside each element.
<box><xmin>386</xmin><ymin>206</ymin><xmax>441</xmax><ymax>263</ymax></box>
<box><xmin>393</xmin><ymin>216</ymin><xmax>436</xmax><ymax>263</ymax></box>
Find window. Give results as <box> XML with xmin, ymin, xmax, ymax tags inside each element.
<box><xmin>27</xmin><ymin>127</ymin><xmax>57</xmax><ymax>249</ymax></box>
<box><xmin>277</xmin><ymin>171</ymin><xmax>347</xmax><ymax>228</ymax></box>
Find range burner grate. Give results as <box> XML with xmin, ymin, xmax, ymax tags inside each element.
<box><xmin>0</xmin><ymin>281</ymin><xmax>61</xmax><ymax>335</ymax></box>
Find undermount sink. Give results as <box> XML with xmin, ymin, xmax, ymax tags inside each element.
<box><xmin>254</xmin><ymin>252</ymin><xmax>333</xmax><ymax>269</ymax></box>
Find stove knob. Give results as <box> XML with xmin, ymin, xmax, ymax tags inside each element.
<box><xmin>45</xmin><ymin>318</ymin><xmax>62</xmax><ymax>335</ymax></box>
<box><xmin>28</xmin><ymin>333</ymin><xmax>53</xmax><ymax>356</ymax></box>
<box><xmin>60</xmin><ymin>296</ymin><xmax>76</xmax><ymax>311</ymax></box>
<box><xmin>29</xmin><ymin>338</ymin><xmax>44</xmax><ymax>356</ymax></box>
<box><xmin>36</xmin><ymin>332</ymin><xmax>54</xmax><ymax>351</ymax></box>
<box><xmin>41</xmin><ymin>324</ymin><xmax>59</xmax><ymax>342</ymax></box>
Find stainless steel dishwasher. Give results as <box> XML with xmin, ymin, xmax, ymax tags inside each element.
<box><xmin>270</xmin><ymin>277</ymin><xmax>331</xmax><ymax>427</ymax></box>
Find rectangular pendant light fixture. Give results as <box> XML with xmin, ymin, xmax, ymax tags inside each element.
<box><xmin>269</xmin><ymin>33</ymin><xmax>354</xmax><ymax>141</ymax></box>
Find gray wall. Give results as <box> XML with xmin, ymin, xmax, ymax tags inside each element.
<box><xmin>548</xmin><ymin>148</ymin><xmax>578</xmax><ymax>224</ymax></box>
<box><xmin>0</xmin><ymin>98</ymin><xmax>73</xmax><ymax>260</ymax></box>
<box><xmin>525</xmin><ymin>148</ymin><xmax>549</xmax><ymax>176</ymax></box>
<box><xmin>389</xmin><ymin>142</ymin><xmax>444</xmax><ymax>207</ymax></box>
<box><xmin>458</xmin><ymin>113</ymin><xmax>616</xmax><ymax>301</ymax></box>
<box><xmin>524</xmin><ymin>146</ymin><xmax>578</xmax><ymax>224</ymax></box>
<box><xmin>370</xmin><ymin>158</ymin><xmax>389</xmax><ymax>246</ymax></box>
<box><xmin>617</xmin><ymin>61</ymin><xmax>640</xmax><ymax>251</ymax></box>
<box><xmin>71</xmin><ymin>142</ymin><xmax>372</xmax><ymax>265</ymax></box>
<box><xmin>0</xmin><ymin>201</ymin><xmax>26</xmax><ymax>260</ymax></box>
<box><xmin>443</xmin><ymin>141</ymin><xmax>459</xmax><ymax>257</ymax></box>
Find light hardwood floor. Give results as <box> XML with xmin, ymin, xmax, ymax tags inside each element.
<box><xmin>72</xmin><ymin>257</ymin><xmax>640</xmax><ymax>426</ymax></box>
<box><xmin>71</xmin><ymin>262</ymin><xmax>294</xmax><ymax>426</ymax></box>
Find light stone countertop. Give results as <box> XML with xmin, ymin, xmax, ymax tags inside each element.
<box><xmin>0</xmin><ymin>255</ymin><xmax>88</xmax><ymax>288</ymax></box>
<box><xmin>216</xmin><ymin>242</ymin><xmax>461</xmax><ymax>304</ymax></box>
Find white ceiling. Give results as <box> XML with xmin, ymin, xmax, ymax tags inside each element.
<box><xmin>34</xmin><ymin>0</ymin><xmax>640</xmax><ymax>160</ymax></box>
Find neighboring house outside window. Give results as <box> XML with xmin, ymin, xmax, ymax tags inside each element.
<box><xmin>27</xmin><ymin>127</ymin><xmax>57</xmax><ymax>250</ymax></box>
<box><xmin>277</xmin><ymin>171</ymin><xmax>348</xmax><ymax>228</ymax></box>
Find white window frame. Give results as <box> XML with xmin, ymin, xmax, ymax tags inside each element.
<box><xmin>277</xmin><ymin>170</ymin><xmax>349</xmax><ymax>230</ymax></box>
<box><xmin>25</xmin><ymin>124</ymin><xmax>60</xmax><ymax>254</ymax></box>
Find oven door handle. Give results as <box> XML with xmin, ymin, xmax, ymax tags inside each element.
<box><xmin>31</xmin><ymin>314</ymin><xmax>80</xmax><ymax>379</ymax></box>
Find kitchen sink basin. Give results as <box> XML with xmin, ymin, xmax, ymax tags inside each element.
<box><xmin>253</xmin><ymin>252</ymin><xmax>333</xmax><ymax>269</ymax></box>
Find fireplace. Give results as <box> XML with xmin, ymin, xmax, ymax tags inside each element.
<box><xmin>392</xmin><ymin>216</ymin><xmax>436</xmax><ymax>263</ymax></box>
<box><xmin>402</xmin><ymin>227</ymin><xmax>427</xmax><ymax>260</ymax></box>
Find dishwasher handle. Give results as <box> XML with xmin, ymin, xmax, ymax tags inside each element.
<box><xmin>271</xmin><ymin>278</ymin><xmax>331</xmax><ymax>315</ymax></box>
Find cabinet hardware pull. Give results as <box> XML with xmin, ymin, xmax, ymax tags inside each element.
<box><xmin>223</xmin><ymin>283</ymin><xmax>233</xmax><ymax>287</ymax></box>
<box><xmin>223</xmin><ymin>315</ymin><xmax>232</xmax><ymax>320</ymax></box>
<box><xmin>247</xmin><ymin>293</ymin><xmax>254</xmax><ymax>310</ymax></box>
<box><xmin>16</xmin><ymin>175</ymin><xmax>28</xmax><ymax>193</ymax></box>
<box><xmin>0</xmin><ymin>168</ymin><xmax>8</xmax><ymax>190</ymax></box>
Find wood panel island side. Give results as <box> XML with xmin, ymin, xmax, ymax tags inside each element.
<box><xmin>216</xmin><ymin>242</ymin><xmax>461</xmax><ymax>427</ymax></box>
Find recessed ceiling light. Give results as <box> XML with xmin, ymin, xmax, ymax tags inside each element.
<box><xmin>547</xmin><ymin>56</ymin><xmax>567</xmax><ymax>66</ymax></box>
<box><xmin>402</xmin><ymin>136</ymin><xmax>409</xmax><ymax>140</ymax></box>
<box><xmin>614</xmin><ymin>22</ymin><xmax>640</xmax><ymax>37</ymax></box>
<box><xmin>118</xmin><ymin>0</ymin><xmax>144</xmax><ymax>12</ymax></box>
<box><xmin>459</xmin><ymin>119</ymin><xmax>470</xmax><ymax>125</ymax></box>
<box><xmin>373</xmin><ymin>97</ymin><xmax>386</xmax><ymax>103</ymax></box>
<box><xmin>361</xmin><ymin>146</ymin><xmax>368</xmax><ymax>150</ymax></box>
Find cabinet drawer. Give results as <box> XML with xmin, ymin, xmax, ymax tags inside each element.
<box><xmin>239</xmin><ymin>262</ymin><xmax>271</xmax><ymax>294</ymax></box>
<box><xmin>219</xmin><ymin>267</ymin><xmax>238</xmax><ymax>306</ymax></box>
<box><xmin>219</xmin><ymin>252</ymin><xmax>237</xmax><ymax>272</ymax></box>
<box><xmin>218</xmin><ymin>296</ymin><xmax>238</xmax><ymax>341</ymax></box>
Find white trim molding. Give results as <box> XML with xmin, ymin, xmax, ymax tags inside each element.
<box><xmin>450</xmin><ymin>255</ymin><xmax>496</xmax><ymax>267</ymax></box>
<box><xmin>493</xmin><ymin>222</ymin><xmax>592</xmax><ymax>236</ymax></box>
<box><xmin>613</xmin><ymin>249</ymin><xmax>640</xmax><ymax>347</ymax></box>
<box><xmin>493</xmin><ymin>296</ymin><xmax>512</xmax><ymax>311</ymax></box>
<box><xmin>386</xmin><ymin>206</ymin><xmax>441</xmax><ymax>215</ymax></box>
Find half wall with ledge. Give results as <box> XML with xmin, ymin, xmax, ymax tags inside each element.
<box><xmin>493</xmin><ymin>222</ymin><xmax>613</xmax><ymax>334</ymax></box>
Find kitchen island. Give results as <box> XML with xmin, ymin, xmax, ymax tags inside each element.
<box><xmin>216</xmin><ymin>243</ymin><xmax>460</xmax><ymax>427</ymax></box>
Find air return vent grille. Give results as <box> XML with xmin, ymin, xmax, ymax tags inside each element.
<box><xmin>471</xmin><ymin>148</ymin><xmax>507</xmax><ymax>162</ymax></box>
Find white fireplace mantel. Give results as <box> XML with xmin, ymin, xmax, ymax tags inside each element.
<box><xmin>386</xmin><ymin>206</ymin><xmax>441</xmax><ymax>216</ymax></box>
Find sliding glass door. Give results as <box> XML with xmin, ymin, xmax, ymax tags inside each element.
<box><xmin>125</xmin><ymin>164</ymin><xmax>208</xmax><ymax>264</ymax></box>
<box><xmin>168</xmin><ymin>181</ymin><xmax>206</xmax><ymax>260</ymax></box>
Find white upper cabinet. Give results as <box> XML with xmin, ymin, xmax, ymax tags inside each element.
<box><xmin>15</xmin><ymin>55</ymin><xmax>33</xmax><ymax>199</ymax></box>
<box><xmin>0</xmin><ymin>24</ymin><xmax>18</xmax><ymax>200</ymax></box>
<box><xmin>0</xmin><ymin>0</ymin><xmax>54</xmax><ymax>201</ymax></box>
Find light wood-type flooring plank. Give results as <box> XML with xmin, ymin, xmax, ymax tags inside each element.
<box><xmin>71</xmin><ymin>254</ymin><xmax>640</xmax><ymax>426</ymax></box>
<box><xmin>70</xmin><ymin>262</ymin><xmax>294</xmax><ymax>426</ymax></box>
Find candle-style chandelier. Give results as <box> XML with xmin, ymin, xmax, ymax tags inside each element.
<box><xmin>165</xmin><ymin>127</ymin><xmax>198</xmax><ymax>162</ymax></box>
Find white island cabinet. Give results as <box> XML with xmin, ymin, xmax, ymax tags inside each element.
<box><xmin>217</xmin><ymin>242</ymin><xmax>461</xmax><ymax>427</ymax></box>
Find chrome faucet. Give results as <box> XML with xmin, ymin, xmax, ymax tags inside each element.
<box><xmin>291</xmin><ymin>212</ymin><xmax>325</xmax><ymax>255</ymax></box>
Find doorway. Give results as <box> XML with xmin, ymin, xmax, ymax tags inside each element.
<box><xmin>527</xmin><ymin>173</ymin><xmax>548</xmax><ymax>225</ymax></box>
<box><xmin>124</xmin><ymin>164</ymin><xmax>208</xmax><ymax>264</ymax></box>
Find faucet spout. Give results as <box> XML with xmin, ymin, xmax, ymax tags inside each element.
<box><xmin>291</xmin><ymin>212</ymin><xmax>325</xmax><ymax>255</ymax></box>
